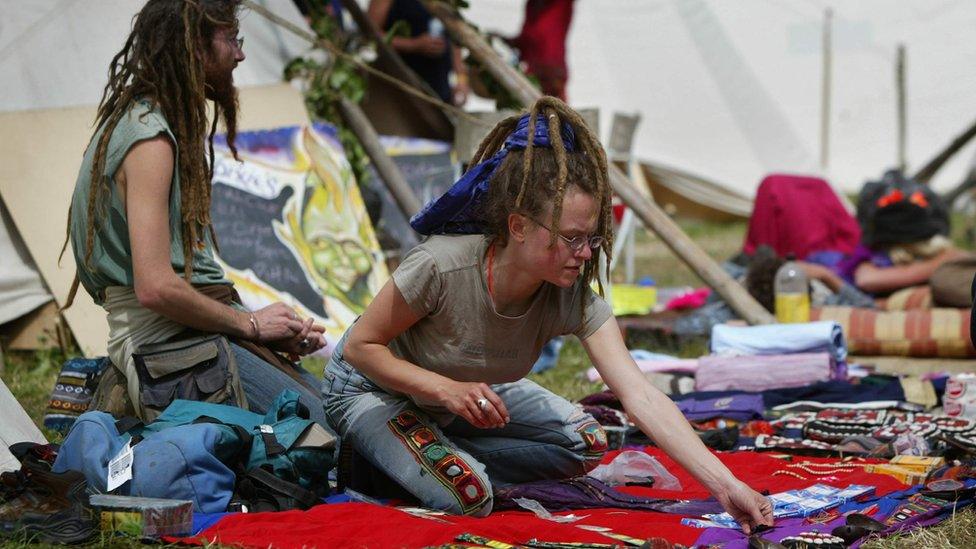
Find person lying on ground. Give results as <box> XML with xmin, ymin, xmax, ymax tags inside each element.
<box><xmin>745</xmin><ymin>246</ymin><xmax>876</xmax><ymax>312</ymax></box>
<box><xmin>322</xmin><ymin>97</ymin><xmax>774</xmax><ymax>530</ymax></box>
<box><xmin>842</xmin><ymin>237</ymin><xmax>969</xmax><ymax>295</ymax></box>
<box><xmin>63</xmin><ymin>0</ymin><xmax>330</xmax><ymax>425</ymax></box>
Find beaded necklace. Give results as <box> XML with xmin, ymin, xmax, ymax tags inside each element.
<box><xmin>486</xmin><ymin>241</ymin><xmax>497</xmax><ymax>297</ymax></box>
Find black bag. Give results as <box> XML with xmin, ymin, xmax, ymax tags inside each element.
<box><xmin>130</xmin><ymin>335</ymin><xmax>247</xmax><ymax>421</ymax></box>
<box><xmin>229</xmin><ymin>466</ymin><xmax>320</xmax><ymax>512</ymax></box>
<box><xmin>856</xmin><ymin>169</ymin><xmax>949</xmax><ymax>248</ymax></box>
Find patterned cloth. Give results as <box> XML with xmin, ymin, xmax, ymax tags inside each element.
<box><xmin>409</xmin><ymin>113</ymin><xmax>576</xmax><ymax>236</ymax></box>
<box><xmin>878</xmin><ymin>286</ymin><xmax>932</xmax><ymax>311</ymax></box>
<box><xmin>43</xmin><ymin>357</ymin><xmax>109</xmax><ymax>432</ymax></box>
<box><xmin>811</xmin><ymin>306</ymin><xmax>976</xmax><ymax>358</ymax></box>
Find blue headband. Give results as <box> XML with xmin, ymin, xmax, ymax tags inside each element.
<box><xmin>409</xmin><ymin>113</ymin><xmax>577</xmax><ymax>235</ymax></box>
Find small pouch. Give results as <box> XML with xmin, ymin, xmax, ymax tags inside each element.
<box><xmin>132</xmin><ymin>335</ymin><xmax>247</xmax><ymax>421</ymax></box>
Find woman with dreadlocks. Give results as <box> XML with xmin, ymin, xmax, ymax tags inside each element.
<box><xmin>64</xmin><ymin>0</ymin><xmax>331</xmax><ymax>427</ymax></box>
<box><xmin>324</xmin><ymin>97</ymin><xmax>773</xmax><ymax>528</ymax></box>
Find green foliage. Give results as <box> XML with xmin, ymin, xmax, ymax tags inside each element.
<box><xmin>465</xmin><ymin>56</ymin><xmax>526</xmax><ymax>111</ymax></box>
<box><xmin>283</xmin><ymin>9</ymin><xmax>371</xmax><ymax>191</ymax></box>
<box><xmin>527</xmin><ymin>338</ymin><xmax>602</xmax><ymax>403</ymax></box>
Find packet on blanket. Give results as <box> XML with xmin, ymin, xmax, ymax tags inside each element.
<box><xmin>691</xmin><ymin>484</ymin><xmax>874</xmax><ymax>529</ymax></box>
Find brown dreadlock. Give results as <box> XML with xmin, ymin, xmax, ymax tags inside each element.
<box><xmin>477</xmin><ymin>97</ymin><xmax>615</xmax><ymax>307</ymax></box>
<box><xmin>60</xmin><ymin>0</ymin><xmax>241</xmax><ymax>309</ymax></box>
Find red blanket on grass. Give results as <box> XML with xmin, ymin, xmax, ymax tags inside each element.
<box><xmin>174</xmin><ymin>448</ymin><xmax>907</xmax><ymax>548</ymax></box>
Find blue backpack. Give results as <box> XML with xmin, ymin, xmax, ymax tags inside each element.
<box><xmin>53</xmin><ymin>390</ymin><xmax>337</xmax><ymax>512</ymax></box>
<box><xmin>52</xmin><ymin>411</ymin><xmax>240</xmax><ymax>513</ymax></box>
<box><xmin>145</xmin><ymin>390</ymin><xmax>337</xmax><ymax>493</ymax></box>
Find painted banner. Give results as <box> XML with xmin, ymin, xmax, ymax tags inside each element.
<box><xmin>211</xmin><ymin>123</ymin><xmax>388</xmax><ymax>347</ymax></box>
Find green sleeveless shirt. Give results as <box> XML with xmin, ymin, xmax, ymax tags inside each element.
<box><xmin>69</xmin><ymin>100</ymin><xmax>229</xmax><ymax>305</ymax></box>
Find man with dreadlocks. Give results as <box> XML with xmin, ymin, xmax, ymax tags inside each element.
<box><xmin>64</xmin><ymin>0</ymin><xmax>330</xmax><ymax>426</ymax></box>
<box><xmin>322</xmin><ymin>97</ymin><xmax>774</xmax><ymax>528</ymax></box>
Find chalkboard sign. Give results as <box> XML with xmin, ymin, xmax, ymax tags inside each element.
<box><xmin>211</xmin><ymin>124</ymin><xmax>388</xmax><ymax>344</ymax></box>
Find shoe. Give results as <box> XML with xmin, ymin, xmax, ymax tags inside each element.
<box><xmin>0</xmin><ymin>462</ymin><xmax>94</xmax><ymax>544</ymax></box>
<box><xmin>830</xmin><ymin>512</ymin><xmax>886</xmax><ymax>545</ymax></box>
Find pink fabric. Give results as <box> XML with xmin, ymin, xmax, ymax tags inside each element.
<box><xmin>665</xmin><ymin>288</ymin><xmax>711</xmax><ymax>310</ymax></box>
<box><xmin>743</xmin><ymin>174</ymin><xmax>861</xmax><ymax>259</ymax></box>
<box><xmin>587</xmin><ymin>359</ymin><xmax>699</xmax><ymax>382</ymax></box>
<box><xmin>694</xmin><ymin>352</ymin><xmax>835</xmax><ymax>392</ymax></box>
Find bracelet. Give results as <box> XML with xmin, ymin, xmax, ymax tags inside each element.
<box><xmin>247</xmin><ymin>313</ymin><xmax>260</xmax><ymax>340</ymax></box>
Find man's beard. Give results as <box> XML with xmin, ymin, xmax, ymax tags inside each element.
<box><xmin>206</xmin><ymin>68</ymin><xmax>239</xmax><ymax>157</ymax></box>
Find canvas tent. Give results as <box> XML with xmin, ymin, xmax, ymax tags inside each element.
<box><xmin>463</xmin><ymin>0</ymin><xmax>976</xmax><ymax>213</ymax></box>
<box><xmin>0</xmin><ymin>0</ymin><xmax>316</xmax><ymax>354</ymax></box>
<box><xmin>0</xmin><ymin>378</ymin><xmax>46</xmax><ymax>473</ymax></box>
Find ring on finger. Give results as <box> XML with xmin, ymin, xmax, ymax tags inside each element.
<box><xmin>298</xmin><ymin>337</ymin><xmax>310</xmax><ymax>350</ymax></box>
<box><xmin>477</xmin><ymin>398</ymin><xmax>488</xmax><ymax>411</ymax></box>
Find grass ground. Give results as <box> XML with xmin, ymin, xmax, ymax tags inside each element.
<box><xmin>2</xmin><ymin>219</ymin><xmax>974</xmax><ymax>547</ymax></box>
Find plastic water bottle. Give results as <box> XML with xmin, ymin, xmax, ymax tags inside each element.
<box><xmin>774</xmin><ymin>254</ymin><xmax>809</xmax><ymax>323</ymax></box>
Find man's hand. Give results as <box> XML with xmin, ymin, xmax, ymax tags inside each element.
<box><xmin>409</xmin><ymin>33</ymin><xmax>447</xmax><ymax>57</ymax></box>
<box><xmin>251</xmin><ymin>303</ymin><xmax>306</xmax><ymax>341</ymax></box>
<box><xmin>436</xmin><ymin>381</ymin><xmax>509</xmax><ymax>429</ymax></box>
<box><xmin>268</xmin><ymin>317</ymin><xmax>327</xmax><ymax>356</ymax></box>
<box><xmin>452</xmin><ymin>78</ymin><xmax>470</xmax><ymax>106</ymax></box>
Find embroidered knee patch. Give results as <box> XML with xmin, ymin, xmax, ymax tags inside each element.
<box><xmin>576</xmin><ymin>420</ymin><xmax>609</xmax><ymax>469</ymax></box>
<box><xmin>387</xmin><ymin>411</ymin><xmax>489</xmax><ymax>514</ymax></box>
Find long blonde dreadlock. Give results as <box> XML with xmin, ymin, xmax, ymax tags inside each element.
<box><xmin>60</xmin><ymin>0</ymin><xmax>241</xmax><ymax>309</ymax></box>
<box><xmin>477</xmin><ymin>97</ymin><xmax>615</xmax><ymax>309</ymax></box>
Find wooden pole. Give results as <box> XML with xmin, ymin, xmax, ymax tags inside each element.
<box><xmin>913</xmin><ymin>117</ymin><xmax>976</xmax><ymax>184</ymax></box>
<box><xmin>423</xmin><ymin>1</ymin><xmax>775</xmax><ymax>324</ymax></box>
<box><xmin>896</xmin><ymin>44</ymin><xmax>907</xmax><ymax>172</ymax></box>
<box><xmin>942</xmin><ymin>165</ymin><xmax>976</xmax><ymax>207</ymax></box>
<box><xmin>337</xmin><ymin>97</ymin><xmax>423</xmax><ymax>218</ymax></box>
<box><xmin>820</xmin><ymin>8</ymin><xmax>832</xmax><ymax>170</ymax></box>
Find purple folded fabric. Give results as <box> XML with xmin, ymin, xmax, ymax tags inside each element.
<box><xmin>695</xmin><ymin>353</ymin><xmax>836</xmax><ymax>392</ymax></box>
<box><xmin>493</xmin><ymin>476</ymin><xmax>724</xmax><ymax>515</ymax></box>
<box><xmin>676</xmin><ymin>394</ymin><xmax>765</xmax><ymax>422</ymax></box>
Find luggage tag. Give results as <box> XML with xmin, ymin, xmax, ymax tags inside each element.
<box><xmin>106</xmin><ymin>439</ymin><xmax>134</xmax><ymax>491</ymax></box>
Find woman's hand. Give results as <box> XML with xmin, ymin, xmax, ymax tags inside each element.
<box><xmin>713</xmin><ymin>480</ymin><xmax>774</xmax><ymax>534</ymax></box>
<box><xmin>437</xmin><ymin>381</ymin><xmax>509</xmax><ymax>429</ymax></box>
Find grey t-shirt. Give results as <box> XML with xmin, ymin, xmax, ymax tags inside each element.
<box><xmin>388</xmin><ymin>234</ymin><xmax>612</xmax><ymax>385</ymax></box>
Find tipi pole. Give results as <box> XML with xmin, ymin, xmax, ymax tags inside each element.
<box><xmin>820</xmin><ymin>8</ymin><xmax>832</xmax><ymax>170</ymax></box>
<box><xmin>913</xmin><ymin>118</ymin><xmax>976</xmax><ymax>184</ymax></box>
<box><xmin>896</xmin><ymin>44</ymin><xmax>907</xmax><ymax>172</ymax></box>
<box><xmin>337</xmin><ymin>97</ymin><xmax>423</xmax><ymax>218</ymax></box>
<box><xmin>422</xmin><ymin>1</ymin><xmax>774</xmax><ymax>324</ymax></box>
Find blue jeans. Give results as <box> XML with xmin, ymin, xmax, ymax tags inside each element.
<box><xmin>321</xmin><ymin>336</ymin><xmax>608</xmax><ymax>516</ymax></box>
<box><xmin>232</xmin><ymin>344</ymin><xmax>329</xmax><ymax>428</ymax></box>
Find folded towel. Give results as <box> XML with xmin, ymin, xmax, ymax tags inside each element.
<box><xmin>710</xmin><ymin>321</ymin><xmax>847</xmax><ymax>363</ymax></box>
<box><xmin>694</xmin><ymin>352</ymin><xmax>837</xmax><ymax>392</ymax></box>
<box><xmin>676</xmin><ymin>394</ymin><xmax>765</xmax><ymax>422</ymax></box>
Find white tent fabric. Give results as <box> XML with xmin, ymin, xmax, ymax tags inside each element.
<box><xmin>464</xmin><ymin>0</ymin><xmax>976</xmax><ymax>197</ymax></box>
<box><xmin>0</xmin><ymin>199</ymin><xmax>50</xmax><ymax>325</ymax></box>
<box><xmin>0</xmin><ymin>0</ymin><xmax>313</xmax><ymax>112</ymax></box>
<box><xmin>0</xmin><ymin>0</ymin><xmax>313</xmax><ymax>332</ymax></box>
<box><xmin>0</xmin><ymin>378</ymin><xmax>46</xmax><ymax>473</ymax></box>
